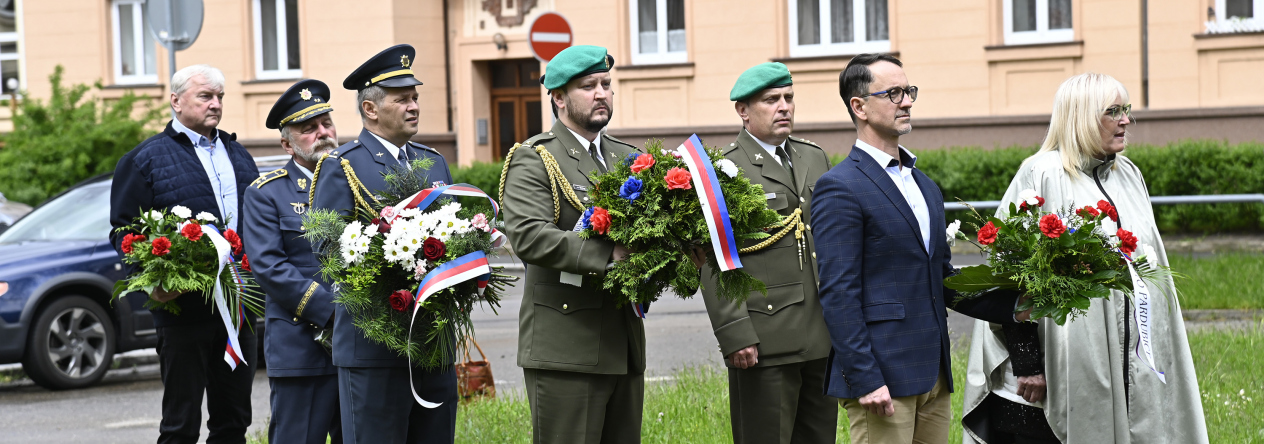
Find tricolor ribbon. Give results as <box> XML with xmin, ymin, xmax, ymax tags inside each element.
<box><xmin>406</xmin><ymin>251</ymin><xmax>493</xmax><ymax>409</ymax></box>
<box><xmin>675</xmin><ymin>134</ymin><xmax>743</xmax><ymax>271</ymax></box>
<box><xmin>392</xmin><ymin>184</ymin><xmax>506</xmax><ymax>248</ymax></box>
<box><xmin>202</xmin><ymin>225</ymin><xmax>247</xmax><ymax>370</ymax></box>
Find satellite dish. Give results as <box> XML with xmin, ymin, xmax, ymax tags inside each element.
<box><xmin>148</xmin><ymin>0</ymin><xmax>204</xmax><ymax>52</ymax></box>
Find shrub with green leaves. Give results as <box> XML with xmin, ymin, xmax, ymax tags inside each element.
<box><xmin>0</xmin><ymin>65</ymin><xmax>163</xmax><ymax>205</ymax></box>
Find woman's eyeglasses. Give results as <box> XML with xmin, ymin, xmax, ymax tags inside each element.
<box><xmin>1104</xmin><ymin>104</ymin><xmax>1133</xmax><ymax>121</ymax></box>
<box><xmin>862</xmin><ymin>86</ymin><xmax>918</xmax><ymax>104</ymax></box>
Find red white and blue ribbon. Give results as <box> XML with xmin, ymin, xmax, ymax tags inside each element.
<box><xmin>632</xmin><ymin>303</ymin><xmax>646</xmax><ymax>319</ymax></box>
<box><xmin>675</xmin><ymin>134</ymin><xmax>743</xmax><ymax>271</ymax></box>
<box><xmin>202</xmin><ymin>225</ymin><xmax>247</xmax><ymax>370</ymax></box>
<box><xmin>406</xmin><ymin>251</ymin><xmax>492</xmax><ymax>408</ymax></box>
<box><xmin>392</xmin><ymin>183</ymin><xmax>506</xmax><ymax>248</ymax></box>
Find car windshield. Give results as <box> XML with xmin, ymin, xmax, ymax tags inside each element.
<box><xmin>0</xmin><ymin>181</ymin><xmax>112</xmax><ymax>243</ymax></box>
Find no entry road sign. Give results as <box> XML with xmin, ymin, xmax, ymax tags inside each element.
<box><xmin>528</xmin><ymin>12</ymin><xmax>573</xmax><ymax>62</ymax></box>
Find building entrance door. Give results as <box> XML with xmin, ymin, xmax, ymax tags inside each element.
<box><xmin>490</xmin><ymin>59</ymin><xmax>543</xmax><ymax>160</ymax></box>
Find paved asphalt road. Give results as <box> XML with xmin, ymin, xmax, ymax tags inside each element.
<box><xmin>0</xmin><ymin>254</ymin><xmax>988</xmax><ymax>443</ymax></box>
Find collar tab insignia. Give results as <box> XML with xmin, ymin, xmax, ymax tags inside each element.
<box><xmin>297</xmin><ymin>178</ymin><xmax>307</xmax><ymax>190</ymax></box>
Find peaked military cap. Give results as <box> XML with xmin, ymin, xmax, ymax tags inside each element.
<box><xmin>729</xmin><ymin>62</ymin><xmax>794</xmax><ymax>101</ymax></box>
<box><xmin>540</xmin><ymin>45</ymin><xmax>615</xmax><ymax>90</ymax></box>
<box><xmin>266</xmin><ymin>79</ymin><xmax>334</xmax><ymax>130</ymax></box>
<box><xmin>343</xmin><ymin>44</ymin><xmax>424</xmax><ymax>90</ymax></box>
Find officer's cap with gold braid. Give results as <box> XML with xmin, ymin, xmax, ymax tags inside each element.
<box><xmin>343</xmin><ymin>44</ymin><xmax>423</xmax><ymax>90</ymax></box>
<box><xmin>729</xmin><ymin>62</ymin><xmax>794</xmax><ymax>101</ymax></box>
<box><xmin>266</xmin><ymin>79</ymin><xmax>334</xmax><ymax>130</ymax></box>
<box><xmin>540</xmin><ymin>45</ymin><xmax>615</xmax><ymax>91</ymax></box>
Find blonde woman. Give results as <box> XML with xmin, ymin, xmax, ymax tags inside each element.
<box><xmin>960</xmin><ymin>73</ymin><xmax>1207</xmax><ymax>443</ymax></box>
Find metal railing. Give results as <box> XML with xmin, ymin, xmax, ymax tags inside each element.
<box><xmin>943</xmin><ymin>194</ymin><xmax>1264</xmax><ymax>212</ymax></box>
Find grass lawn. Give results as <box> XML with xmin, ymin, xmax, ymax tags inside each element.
<box><xmin>454</xmin><ymin>326</ymin><xmax>1263</xmax><ymax>443</ymax></box>
<box><xmin>1170</xmin><ymin>253</ymin><xmax>1264</xmax><ymax>310</ymax></box>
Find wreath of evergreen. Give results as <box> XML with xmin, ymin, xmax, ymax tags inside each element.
<box><xmin>303</xmin><ymin>159</ymin><xmax>516</xmax><ymax>369</ymax></box>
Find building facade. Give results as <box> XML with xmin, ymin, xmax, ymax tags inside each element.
<box><xmin>12</xmin><ymin>0</ymin><xmax>1264</xmax><ymax>162</ymax></box>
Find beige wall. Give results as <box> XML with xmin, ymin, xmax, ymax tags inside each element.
<box><xmin>13</xmin><ymin>0</ymin><xmax>1264</xmax><ymax>165</ymax></box>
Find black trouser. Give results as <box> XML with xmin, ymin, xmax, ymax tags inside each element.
<box><xmin>156</xmin><ymin>322</ymin><xmax>258</xmax><ymax>444</ymax></box>
<box><xmin>338</xmin><ymin>366</ymin><xmax>458</xmax><ymax>444</ymax></box>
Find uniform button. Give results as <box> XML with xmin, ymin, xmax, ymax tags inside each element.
<box><xmin>806</xmin><ymin>224</ymin><xmax>811</xmax><ymax>230</ymax></box>
<box><xmin>562</xmin><ymin>303</ymin><xmax>569</xmax><ymax>310</ymax></box>
<box><xmin>799</xmin><ymin>197</ymin><xmax>805</xmax><ymax>203</ymax></box>
<box><xmin>549</xmin><ymin>132</ymin><xmax>554</xmax><ymax>135</ymax></box>
<box><xmin>812</xmin><ymin>252</ymin><xmax>817</xmax><ymax>259</ymax></box>
<box><xmin>767</xmin><ymin>304</ymin><xmax>774</xmax><ymax>310</ymax></box>
<box><xmin>582</xmin><ymin>197</ymin><xmax>589</xmax><ymax>202</ymax></box>
<box><xmin>293</xmin><ymin>317</ymin><xmax>298</xmax><ymax>322</ymax></box>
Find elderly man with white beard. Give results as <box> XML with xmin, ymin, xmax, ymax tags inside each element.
<box><xmin>243</xmin><ymin>79</ymin><xmax>343</xmax><ymax>444</ymax></box>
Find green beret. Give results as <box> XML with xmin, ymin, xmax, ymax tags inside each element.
<box><xmin>541</xmin><ymin>45</ymin><xmax>615</xmax><ymax>90</ymax></box>
<box><xmin>729</xmin><ymin>62</ymin><xmax>794</xmax><ymax>101</ymax></box>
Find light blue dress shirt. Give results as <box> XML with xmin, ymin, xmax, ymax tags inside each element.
<box><xmin>171</xmin><ymin>118</ymin><xmax>239</xmax><ymax>231</ymax></box>
<box><xmin>853</xmin><ymin>139</ymin><xmax>930</xmax><ymax>253</ymax></box>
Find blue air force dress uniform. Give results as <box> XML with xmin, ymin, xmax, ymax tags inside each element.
<box><xmin>308</xmin><ymin>44</ymin><xmax>457</xmax><ymax>444</ymax></box>
<box><xmin>243</xmin><ymin>79</ymin><xmax>342</xmax><ymax>444</ymax></box>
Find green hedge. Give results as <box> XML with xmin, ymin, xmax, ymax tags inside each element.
<box><xmin>458</xmin><ymin>140</ymin><xmax>1263</xmax><ymax>233</ymax></box>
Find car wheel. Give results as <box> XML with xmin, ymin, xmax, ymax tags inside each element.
<box><xmin>22</xmin><ymin>295</ymin><xmax>116</xmax><ymax>390</ymax></box>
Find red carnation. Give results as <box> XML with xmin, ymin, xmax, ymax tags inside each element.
<box><xmin>664</xmin><ymin>167</ymin><xmax>692</xmax><ymax>190</ymax></box>
<box><xmin>1077</xmin><ymin>206</ymin><xmax>1101</xmax><ymax>219</ymax></box>
<box><xmin>422</xmin><ymin>237</ymin><xmax>446</xmax><ymax>261</ymax></box>
<box><xmin>977</xmin><ymin>221</ymin><xmax>999</xmax><ymax>245</ymax></box>
<box><xmin>1019</xmin><ymin>196</ymin><xmax>1046</xmax><ymax>212</ymax></box>
<box><xmin>1039</xmin><ymin>214</ymin><xmax>1066</xmax><ymax>238</ymax></box>
<box><xmin>1117</xmin><ymin>229</ymin><xmax>1138</xmax><ymax>256</ymax></box>
<box><xmin>1097</xmin><ymin>200</ymin><xmax>1119</xmax><ymax>222</ymax></box>
<box><xmin>630</xmin><ymin>153</ymin><xmax>656</xmax><ymax>174</ymax></box>
<box><xmin>180</xmin><ymin>223</ymin><xmax>204</xmax><ymax>241</ymax></box>
<box><xmin>590</xmin><ymin>207</ymin><xmax>611</xmax><ymax>235</ymax></box>
<box><xmin>224</xmin><ymin>229</ymin><xmax>243</xmax><ymax>256</ymax></box>
<box><xmin>371</xmin><ymin>217</ymin><xmax>392</xmax><ymax>234</ymax></box>
<box><xmin>151</xmin><ymin>236</ymin><xmax>172</xmax><ymax>256</ymax></box>
<box><xmin>389</xmin><ymin>290</ymin><xmax>413</xmax><ymax>312</ymax></box>
<box><xmin>121</xmin><ymin>233</ymin><xmax>146</xmax><ymax>254</ymax></box>
<box><xmin>240</xmin><ymin>254</ymin><xmax>251</xmax><ymax>272</ymax></box>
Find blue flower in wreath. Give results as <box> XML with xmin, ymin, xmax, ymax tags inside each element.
<box><xmin>619</xmin><ymin>177</ymin><xmax>644</xmax><ymax>201</ymax></box>
<box><xmin>622</xmin><ymin>152</ymin><xmax>640</xmax><ymax>167</ymax></box>
<box><xmin>580</xmin><ymin>207</ymin><xmax>596</xmax><ymax>229</ymax></box>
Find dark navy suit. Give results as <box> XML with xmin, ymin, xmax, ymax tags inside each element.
<box><xmin>242</xmin><ymin>159</ymin><xmax>342</xmax><ymax>444</ymax></box>
<box><xmin>810</xmin><ymin>147</ymin><xmax>1018</xmax><ymax>400</ymax></box>
<box><xmin>309</xmin><ymin>128</ymin><xmax>457</xmax><ymax>444</ymax></box>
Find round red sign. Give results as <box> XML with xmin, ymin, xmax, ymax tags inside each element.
<box><xmin>528</xmin><ymin>12</ymin><xmax>573</xmax><ymax>62</ymax></box>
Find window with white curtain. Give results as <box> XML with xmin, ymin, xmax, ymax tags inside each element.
<box><xmin>1003</xmin><ymin>0</ymin><xmax>1073</xmax><ymax>45</ymax></box>
<box><xmin>629</xmin><ymin>0</ymin><xmax>687</xmax><ymax>65</ymax></box>
<box><xmin>253</xmin><ymin>0</ymin><xmax>301</xmax><ymax>79</ymax></box>
<box><xmin>789</xmin><ymin>0</ymin><xmax>889</xmax><ymax>57</ymax></box>
<box><xmin>111</xmin><ymin>0</ymin><xmax>158</xmax><ymax>85</ymax></box>
<box><xmin>1206</xmin><ymin>0</ymin><xmax>1264</xmax><ymax>33</ymax></box>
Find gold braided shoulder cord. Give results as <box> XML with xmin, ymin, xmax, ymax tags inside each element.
<box><xmin>308</xmin><ymin>153</ymin><xmax>331</xmax><ymax>205</ymax></box>
<box><xmin>340</xmin><ymin>159</ymin><xmax>381</xmax><ymax>216</ymax></box>
<box><xmin>497</xmin><ymin>143</ymin><xmax>585</xmax><ymax>225</ymax></box>
<box><xmin>739</xmin><ymin>208</ymin><xmax>808</xmax><ymax>269</ymax></box>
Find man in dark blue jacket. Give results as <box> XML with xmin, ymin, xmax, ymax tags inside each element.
<box><xmin>811</xmin><ymin>54</ymin><xmax>1029</xmax><ymax>443</ymax></box>
<box><xmin>309</xmin><ymin>44</ymin><xmax>456</xmax><ymax>444</ymax></box>
<box><xmin>109</xmin><ymin>64</ymin><xmax>260</xmax><ymax>444</ymax></box>
<box><xmin>243</xmin><ymin>79</ymin><xmax>342</xmax><ymax>444</ymax></box>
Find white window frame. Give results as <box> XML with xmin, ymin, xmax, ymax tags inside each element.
<box><xmin>628</xmin><ymin>0</ymin><xmax>688</xmax><ymax>65</ymax></box>
<box><xmin>788</xmin><ymin>0</ymin><xmax>890</xmax><ymax>57</ymax></box>
<box><xmin>252</xmin><ymin>0</ymin><xmax>302</xmax><ymax>80</ymax></box>
<box><xmin>111</xmin><ymin>0</ymin><xmax>158</xmax><ymax>85</ymax></box>
<box><xmin>1217</xmin><ymin>0</ymin><xmax>1263</xmax><ymax>19</ymax></box>
<box><xmin>1003</xmin><ymin>0</ymin><xmax>1074</xmax><ymax>46</ymax></box>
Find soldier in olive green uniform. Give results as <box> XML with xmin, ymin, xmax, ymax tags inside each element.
<box><xmin>499</xmin><ymin>45</ymin><xmax>646</xmax><ymax>444</ymax></box>
<box><xmin>701</xmin><ymin>63</ymin><xmax>837</xmax><ymax>444</ymax></box>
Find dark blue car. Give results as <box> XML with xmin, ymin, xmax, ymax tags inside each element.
<box><xmin>0</xmin><ymin>174</ymin><xmax>157</xmax><ymax>389</ymax></box>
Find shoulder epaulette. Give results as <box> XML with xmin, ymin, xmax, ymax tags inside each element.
<box><xmin>789</xmin><ymin>136</ymin><xmax>822</xmax><ymax>149</ymax></box>
<box><xmin>409</xmin><ymin>141</ymin><xmax>440</xmax><ymax>155</ymax></box>
<box><xmin>523</xmin><ymin>131</ymin><xmax>557</xmax><ymax>147</ymax></box>
<box><xmin>251</xmin><ymin>168</ymin><xmax>287</xmax><ymax>188</ymax></box>
<box><xmin>602</xmin><ymin>133</ymin><xmax>637</xmax><ymax>150</ymax></box>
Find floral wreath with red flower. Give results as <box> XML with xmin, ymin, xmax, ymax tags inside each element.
<box><xmin>112</xmin><ymin>205</ymin><xmax>263</xmax><ymax>324</ymax></box>
<box><xmin>944</xmin><ymin>189</ymin><xmax>1177</xmax><ymax>325</ymax></box>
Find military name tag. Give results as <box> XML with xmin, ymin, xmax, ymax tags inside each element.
<box><xmin>571</xmin><ymin>184</ymin><xmax>588</xmax><ymax>192</ymax></box>
<box><xmin>765</xmin><ymin>193</ymin><xmax>776</xmax><ymax>200</ymax></box>
<box><xmin>291</xmin><ymin>202</ymin><xmax>307</xmax><ymax>214</ymax></box>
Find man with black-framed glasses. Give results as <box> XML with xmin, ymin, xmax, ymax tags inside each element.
<box><xmin>811</xmin><ymin>53</ymin><xmax>1027</xmax><ymax>443</ymax></box>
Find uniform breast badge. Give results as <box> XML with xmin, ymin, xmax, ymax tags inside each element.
<box><xmin>291</xmin><ymin>202</ymin><xmax>307</xmax><ymax>215</ymax></box>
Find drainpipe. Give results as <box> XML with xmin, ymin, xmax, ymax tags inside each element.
<box><xmin>442</xmin><ymin>0</ymin><xmax>454</xmax><ymax>133</ymax></box>
<box><xmin>1140</xmin><ymin>0</ymin><xmax>1149</xmax><ymax>108</ymax></box>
